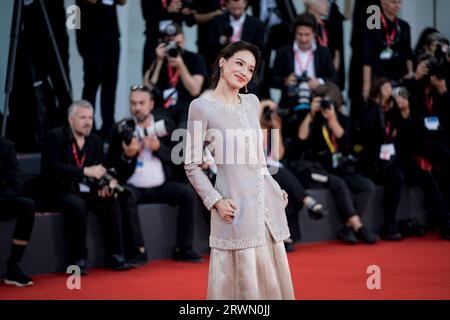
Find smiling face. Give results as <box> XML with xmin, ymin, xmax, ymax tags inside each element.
<box><xmin>219</xmin><ymin>50</ymin><xmax>256</xmax><ymax>90</ymax></box>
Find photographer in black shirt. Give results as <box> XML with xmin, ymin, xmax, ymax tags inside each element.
<box><xmin>145</xmin><ymin>23</ymin><xmax>207</xmax><ymax>130</ymax></box>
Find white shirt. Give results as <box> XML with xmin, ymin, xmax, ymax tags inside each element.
<box><xmin>127</xmin><ymin>116</ymin><xmax>165</xmax><ymax>189</ymax></box>
<box><xmin>259</xmin><ymin>0</ymin><xmax>282</xmax><ymax>28</ymax></box>
<box><xmin>293</xmin><ymin>41</ymin><xmax>317</xmax><ymax>79</ymax></box>
<box><xmin>230</xmin><ymin>13</ymin><xmax>246</xmax><ymax>42</ymax></box>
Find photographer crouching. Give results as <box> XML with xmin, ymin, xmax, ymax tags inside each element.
<box><xmin>292</xmin><ymin>83</ymin><xmax>378</xmax><ymax>245</ymax></box>
<box><xmin>105</xmin><ymin>85</ymin><xmax>203</xmax><ymax>263</ymax></box>
<box><xmin>41</xmin><ymin>100</ymin><xmax>130</xmax><ymax>275</ymax></box>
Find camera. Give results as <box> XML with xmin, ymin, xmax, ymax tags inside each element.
<box><xmin>165</xmin><ymin>41</ymin><xmax>181</xmax><ymax>58</ymax></box>
<box><xmin>319</xmin><ymin>96</ymin><xmax>333</xmax><ymax>110</ymax></box>
<box><xmin>392</xmin><ymin>86</ymin><xmax>409</xmax><ymax>99</ymax></box>
<box><xmin>287</xmin><ymin>72</ymin><xmax>311</xmax><ymax>99</ymax></box>
<box><xmin>145</xmin><ymin>119</ymin><xmax>171</xmax><ymax>139</ymax></box>
<box><xmin>117</xmin><ymin>118</ymin><xmax>136</xmax><ymax>146</ymax></box>
<box><xmin>98</xmin><ymin>169</ymin><xmax>125</xmax><ymax>195</ymax></box>
<box><xmin>428</xmin><ymin>42</ymin><xmax>449</xmax><ymax>79</ymax></box>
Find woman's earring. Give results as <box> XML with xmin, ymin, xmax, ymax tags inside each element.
<box><xmin>245</xmin><ymin>84</ymin><xmax>248</xmax><ymax>94</ymax></box>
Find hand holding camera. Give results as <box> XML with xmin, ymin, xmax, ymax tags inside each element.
<box><xmin>143</xmin><ymin>136</ymin><xmax>161</xmax><ymax>152</ymax></box>
<box><xmin>430</xmin><ymin>76</ymin><xmax>448</xmax><ymax>95</ymax></box>
<box><xmin>84</xmin><ymin>165</ymin><xmax>107</xmax><ymax>180</ymax></box>
<box><xmin>167</xmin><ymin>0</ymin><xmax>182</xmax><ymax>13</ymax></box>
<box><xmin>122</xmin><ymin>137</ymin><xmax>140</xmax><ymax>159</ymax></box>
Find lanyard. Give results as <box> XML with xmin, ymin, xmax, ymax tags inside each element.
<box><xmin>322</xmin><ymin>125</ymin><xmax>338</xmax><ymax>154</ymax></box>
<box><xmin>425</xmin><ymin>86</ymin><xmax>434</xmax><ymax>114</ymax></box>
<box><xmin>231</xmin><ymin>23</ymin><xmax>244</xmax><ymax>42</ymax></box>
<box><xmin>385</xmin><ymin>120</ymin><xmax>397</xmax><ymax>140</ymax></box>
<box><xmin>294</xmin><ymin>49</ymin><xmax>313</xmax><ymax>76</ymax></box>
<box><xmin>72</xmin><ymin>142</ymin><xmax>86</xmax><ymax>168</ymax></box>
<box><xmin>317</xmin><ymin>22</ymin><xmax>328</xmax><ymax>47</ymax></box>
<box><xmin>219</xmin><ymin>0</ymin><xmax>225</xmax><ymax>7</ymax></box>
<box><xmin>161</xmin><ymin>0</ymin><xmax>167</xmax><ymax>9</ymax></box>
<box><xmin>167</xmin><ymin>65</ymin><xmax>180</xmax><ymax>88</ymax></box>
<box><xmin>380</xmin><ymin>14</ymin><xmax>398</xmax><ymax>47</ymax></box>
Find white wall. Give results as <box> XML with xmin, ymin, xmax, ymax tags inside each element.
<box><xmin>1</xmin><ymin>0</ymin><xmax>449</xmax><ymax>126</ymax></box>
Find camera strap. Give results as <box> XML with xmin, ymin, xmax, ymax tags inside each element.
<box><xmin>317</xmin><ymin>22</ymin><xmax>328</xmax><ymax>47</ymax></box>
<box><xmin>385</xmin><ymin>120</ymin><xmax>397</xmax><ymax>140</ymax></box>
<box><xmin>425</xmin><ymin>86</ymin><xmax>434</xmax><ymax>114</ymax></box>
<box><xmin>322</xmin><ymin>125</ymin><xmax>338</xmax><ymax>154</ymax></box>
<box><xmin>164</xmin><ymin>65</ymin><xmax>180</xmax><ymax>108</ymax></box>
<box><xmin>380</xmin><ymin>14</ymin><xmax>399</xmax><ymax>48</ymax></box>
<box><xmin>72</xmin><ymin>142</ymin><xmax>86</xmax><ymax>168</ymax></box>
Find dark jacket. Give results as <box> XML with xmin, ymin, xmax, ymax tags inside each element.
<box><xmin>0</xmin><ymin>138</ymin><xmax>25</xmax><ymax>196</ymax></box>
<box><xmin>272</xmin><ymin>43</ymin><xmax>338</xmax><ymax>108</ymax></box>
<box><xmin>357</xmin><ymin>100</ymin><xmax>412</xmax><ymax>174</ymax></box>
<box><xmin>207</xmin><ymin>12</ymin><xmax>265</xmax><ymax>66</ymax></box>
<box><xmin>104</xmin><ymin>115</ymin><xmax>176</xmax><ymax>184</ymax></box>
<box><xmin>41</xmin><ymin>126</ymin><xmax>104</xmax><ymax>192</ymax></box>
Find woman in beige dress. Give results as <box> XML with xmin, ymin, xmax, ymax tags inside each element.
<box><xmin>184</xmin><ymin>41</ymin><xmax>295</xmax><ymax>300</ymax></box>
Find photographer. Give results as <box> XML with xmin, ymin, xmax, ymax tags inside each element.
<box><xmin>141</xmin><ymin>0</ymin><xmax>193</xmax><ymax>74</ymax></box>
<box><xmin>357</xmin><ymin>78</ymin><xmax>413</xmax><ymax>240</ymax></box>
<box><xmin>105</xmin><ymin>85</ymin><xmax>204</xmax><ymax>263</ymax></box>
<box><xmin>362</xmin><ymin>0</ymin><xmax>414</xmax><ymax>101</ymax></box>
<box><xmin>207</xmin><ymin>0</ymin><xmax>266</xmax><ymax>75</ymax></box>
<box><xmin>41</xmin><ymin>100</ymin><xmax>130</xmax><ymax>275</ymax></box>
<box><xmin>271</xmin><ymin>12</ymin><xmax>337</xmax><ymax>139</ymax></box>
<box><xmin>0</xmin><ymin>138</ymin><xmax>35</xmax><ymax>287</ymax></box>
<box><xmin>292</xmin><ymin>83</ymin><xmax>378</xmax><ymax>245</ymax></box>
<box><xmin>259</xmin><ymin>99</ymin><xmax>326</xmax><ymax>252</ymax></box>
<box><xmin>144</xmin><ymin>23</ymin><xmax>207</xmax><ymax>130</ymax></box>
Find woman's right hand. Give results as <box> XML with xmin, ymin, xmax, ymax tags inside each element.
<box><xmin>214</xmin><ymin>198</ymin><xmax>238</xmax><ymax>223</ymax></box>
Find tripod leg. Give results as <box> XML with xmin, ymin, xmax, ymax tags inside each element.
<box><xmin>37</xmin><ymin>0</ymin><xmax>72</xmax><ymax>101</ymax></box>
<box><xmin>1</xmin><ymin>0</ymin><xmax>23</xmax><ymax>137</ymax></box>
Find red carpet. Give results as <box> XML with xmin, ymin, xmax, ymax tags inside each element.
<box><xmin>1</xmin><ymin>235</ymin><xmax>449</xmax><ymax>300</ymax></box>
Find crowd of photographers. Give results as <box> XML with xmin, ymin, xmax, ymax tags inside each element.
<box><xmin>1</xmin><ymin>0</ymin><xmax>450</xmax><ymax>287</ymax></box>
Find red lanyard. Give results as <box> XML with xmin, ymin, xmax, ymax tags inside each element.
<box><xmin>294</xmin><ymin>49</ymin><xmax>313</xmax><ymax>76</ymax></box>
<box><xmin>161</xmin><ymin>0</ymin><xmax>167</xmax><ymax>9</ymax></box>
<box><xmin>231</xmin><ymin>23</ymin><xmax>244</xmax><ymax>42</ymax></box>
<box><xmin>317</xmin><ymin>22</ymin><xmax>328</xmax><ymax>47</ymax></box>
<box><xmin>385</xmin><ymin>120</ymin><xmax>397</xmax><ymax>140</ymax></box>
<box><xmin>219</xmin><ymin>0</ymin><xmax>225</xmax><ymax>8</ymax></box>
<box><xmin>380</xmin><ymin>14</ymin><xmax>398</xmax><ymax>47</ymax></box>
<box><xmin>72</xmin><ymin>142</ymin><xmax>86</xmax><ymax>168</ymax></box>
<box><xmin>167</xmin><ymin>65</ymin><xmax>180</xmax><ymax>88</ymax></box>
<box><xmin>425</xmin><ymin>87</ymin><xmax>434</xmax><ymax>114</ymax></box>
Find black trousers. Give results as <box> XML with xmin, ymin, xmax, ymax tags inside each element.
<box><xmin>118</xmin><ymin>191</ymin><xmax>145</xmax><ymax>258</ymax></box>
<box><xmin>405</xmin><ymin>164</ymin><xmax>450</xmax><ymax>228</ymax></box>
<box><xmin>77</xmin><ymin>35</ymin><xmax>120</xmax><ymax>136</ymax></box>
<box><xmin>124</xmin><ymin>181</ymin><xmax>198</xmax><ymax>250</ymax></box>
<box><xmin>290</xmin><ymin>161</ymin><xmax>375</xmax><ymax>222</ymax></box>
<box><xmin>57</xmin><ymin>192</ymin><xmax>124</xmax><ymax>262</ymax></box>
<box><xmin>0</xmin><ymin>195</ymin><xmax>35</xmax><ymax>242</ymax></box>
<box><xmin>272</xmin><ymin>166</ymin><xmax>307</xmax><ymax>241</ymax></box>
<box><xmin>368</xmin><ymin>163</ymin><xmax>405</xmax><ymax>226</ymax></box>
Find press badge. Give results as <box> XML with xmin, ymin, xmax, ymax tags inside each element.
<box><xmin>163</xmin><ymin>88</ymin><xmax>178</xmax><ymax>106</ymax></box>
<box><xmin>380</xmin><ymin>48</ymin><xmax>394</xmax><ymax>60</ymax></box>
<box><xmin>101</xmin><ymin>0</ymin><xmax>114</xmax><ymax>6</ymax></box>
<box><xmin>380</xmin><ymin>143</ymin><xmax>396</xmax><ymax>161</ymax></box>
<box><xmin>136</xmin><ymin>160</ymin><xmax>144</xmax><ymax>168</ymax></box>
<box><xmin>424</xmin><ymin>116</ymin><xmax>440</xmax><ymax>131</ymax></box>
<box><xmin>332</xmin><ymin>153</ymin><xmax>342</xmax><ymax>169</ymax></box>
<box><xmin>79</xmin><ymin>183</ymin><xmax>91</xmax><ymax>193</ymax></box>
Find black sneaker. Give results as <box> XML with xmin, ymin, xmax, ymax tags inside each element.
<box><xmin>4</xmin><ymin>263</ymin><xmax>33</xmax><ymax>287</ymax></box>
<box><xmin>74</xmin><ymin>259</ymin><xmax>88</xmax><ymax>276</ymax></box>
<box><xmin>105</xmin><ymin>254</ymin><xmax>131</xmax><ymax>271</ymax></box>
<box><xmin>356</xmin><ymin>226</ymin><xmax>379</xmax><ymax>244</ymax></box>
<box><xmin>337</xmin><ymin>226</ymin><xmax>358</xmax><ymax>244</ymax></box>
<box><xmin>382</xmin><ymin>223</ymin><xmax>403</xmax><ymax>241</ymax></box>
<box><xmin>173</xmin><ymin>247</ymin><xmax>204</xmax><ymax>263</ymax></box>
<box><xmin>127</xmin><ymin>251</ymin><xmax>148</xmax><ymax>268</ymax></box>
